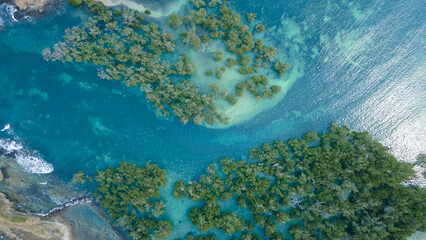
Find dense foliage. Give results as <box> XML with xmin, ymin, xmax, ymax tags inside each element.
<box><xmin>235</xmin><ymin>75</ymin><xmax>282</xmax><ymax>99</ymax></box>
<box><xmin>77</xmin><ymin>124</ymin><xmax>425</xmax><ymax>239</ymax></box>
<box><xmin>45</xmin><ymin>0</ymin><xmax>291</xmax><ymax>126</ymax></box>
<box><xmin>173</xmin><ymin>123</ymin><xmax>426</xmax><ymax>239</ymax></box>
<box><xmin>94</xmin><ymin>161</ymin><xmax>171</xmax><ymax>239</ymax></box>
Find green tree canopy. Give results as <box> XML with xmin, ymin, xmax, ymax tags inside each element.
<box><xmin>174</xmin><ymin>123</ymin><xmax>426</xmax><ymax>239</ymax></box>
<box><xmin>94</xmin><ymin>161</ymin><xmax>171</xmax><ymax>239</ymax></box>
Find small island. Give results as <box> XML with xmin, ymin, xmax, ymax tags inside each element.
<box><xmin>43</xmin><ymin>0</ymin><xmax>292</xmax><ymax>126</ymax></box>
<box><xmin>75</xmin><ymin>123</ymin><xmax>426</xmax><ymax>239</ymax></box>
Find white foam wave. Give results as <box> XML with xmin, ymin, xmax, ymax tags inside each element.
<box><xmin>0</xmin><ymin>3</ymin><xmax>18</xmax><ymax>22</ymax></box>
<box><xmin>1</xmin><ymin>124</ymin><xmax>10</xmax><ymax>131</ymax></box>
<box><xmin>34</xmin><ymin>196</ymin><xmax>92</xmax><ymax>217</ymax></box>
<box><xmin>0</xmin><ymin>138</ymin><xmax>23</xmax><ymax>152</ymax></box>
<box><xmin>16</xmin><ymin>196</ymin><xmax>92</xmax><ymax>217</ymax></box>
<box><xmin>0</xmin><ymin>124</ymin><xmax>54</xmax><ymax>174</ymax></box>
<box><xmin>15</xmin><ymin>152</ymin><xmax>54</xmax><ymax>174</ymax></box>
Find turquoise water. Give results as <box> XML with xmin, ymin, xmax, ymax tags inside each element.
<box><xmin>0</xmin><ymin>0</ymin><xmax>425</xmax><ymax>238</ymax></box>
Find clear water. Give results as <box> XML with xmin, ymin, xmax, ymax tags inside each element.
<box><xmin>0</xmin><ymin>0</ymin><xmax>425</xmax><ymax>238</ymax></box>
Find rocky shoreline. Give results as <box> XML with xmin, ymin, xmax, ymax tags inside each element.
<box><xmin>0</xmin><ymin>155</ymin><xmax>122</xmax><ymax>240</ymax></box>
<box><xmin>0</xmin><ymin>192</ymin><xmax>71</xmax><ymax>240</ymax></box>
<box><xmin>0</xmin><ymin>190</ymin><xmax>125</xmax><ymax>240</ymax></box>
<box><xmin>12</xmin><ymin>0</ymin><xmax>53</xmax><ymax>12</ymax></box>
<box><xmin>1</xmin><ymin>0</ymin><xmax>58</xmax><ymax>24</ymax></box>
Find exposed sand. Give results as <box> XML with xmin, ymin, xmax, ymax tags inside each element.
<box><xmin>97</xmin><ymin>0</ymin><xmax>187</xmax><ymax>18</ymax></box>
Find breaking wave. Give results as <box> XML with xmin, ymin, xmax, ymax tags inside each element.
<box><xmin>1</xmin><ymin>123</ymin><xmax>10</xmax><ymax>131</ymax></box>
<box><xmin>0</xmin><ymin>3</ymin><xmax>18</xmax><ymax>22</ymax></box>
<box><xmin>0</xmin><ymin>3</ymin><xmax>32</xmax><ymax>28</ymax></box>
<box><xmin>16</xmin><ymin>196</ymin><xmax>93</xmax><ymax>217</ymax></box>
<box><xmin>14</xmin><ymin>152</ymin><xmax>54</xmax><ymax>174</ymax></box>
<box><xmin>0</xmin><ymin>124</ymin><xmax>54</xmax><ymax>174</ymax></box>
<box><xmin>34</xmin><ymin>196</ymin><xmax>92</xmax><ymax>217</ymax></box>
<box><xmin>0</xmin><ymin>138</ymin><xmax>23</xmax><ymax>152</ymax></box>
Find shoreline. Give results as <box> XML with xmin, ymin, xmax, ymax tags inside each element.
<box><xmin>97</xmin><ymin>0</ymin><xmax>187</xmax><ymax>18</ymax></box>
<box><xmin>0</xmin><ymin>154</ymin><xmax>122</xmax><ymax>240</ymax></box>
<box><xmin>0</xmin><ymin>191</ymin><xmax>125</xmax><ymax>240</ymax></box>
<box><xmin>1</xmin><ymin>0</ymin><xmax>59</xmax><ymax>23</ymax></box>
<box><xmin>0</xmin><ymin>192</ymin><xmax>72</xmax><ymax>240</ymax></box>
<box><xmin>12</xmin><ymin>0</ymin><xmax>53</xmax><ymax>12</ymax></box>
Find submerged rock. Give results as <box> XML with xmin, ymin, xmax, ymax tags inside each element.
<box><xmin>0</xmin><ymin>156</ymin><xmax>82</xmax><ymax>215</ymax></box>
<box><xmin>13</xmin><ymin>0</ymin><xmax>52</xmax><ymax>11</ymax></box>
<box><xmin>0</xmin><ymin>156</ymin><xmax>121</xmax><ymax>239</ymax></box>
<box><xmin>0</xmin><ymin>0</ymin><xmax>56</xmax><ymax>27</ymax></box>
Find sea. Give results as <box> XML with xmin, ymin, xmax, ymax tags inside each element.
<box><xmin>0</xmin><ymin>0</ymin><xmax>425</xmax><ymax>239</ymax></box>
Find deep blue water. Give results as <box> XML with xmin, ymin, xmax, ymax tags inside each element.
<box><xmin>0</xmin><ymin>0</ymin><xmax>425</xmax><ymax>238</ymax></box>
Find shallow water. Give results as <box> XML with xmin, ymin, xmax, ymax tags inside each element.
<box><xmin>0</xmin><ymin>0</ymin><xmax>425</xmax><ymax>238</ymax></box>
<box><xmin>63</xmin><ymin>204</ymin><xmax>121</xmax><ymax>239</ymax></box>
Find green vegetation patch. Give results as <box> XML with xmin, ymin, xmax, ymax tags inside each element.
<box><xmin>274</xmin><ymin>60</ymin><xmax>291</xmax><ymax>77</ymax></box>
<box><xmin>213</xmin><ymin>50</ymin><xmax>224</xmax><ymax>62</ymax></box>
<box><xmin>168</xmin><ymin>13</ymin><xmax>183</xmax><ymax>28</ymax></box>
<box><xmin>71</xmin><ymin>170</ymin><xmax>87</xmax><ymax>184</ymax></box>
<box><xmin>94</xmin><ymin>161</ymin><xmax>172</xmax><ymax>239</ymax></box>
<box><xmin>235</xmin><ymin>75</ymin><xmax>281</xmax><ymax>99</ymax></box>
<box><xmin>76</xmin><ymin>124</ymin><xmax>425</xmax><ymax>239</ymax></box>
<box><xmin>67</xmin><ymin>0</ymin><xmax>83</xmax><ymax>7</ymax></box>
<box><xmin>45</xmin><ymin>0</ymin><xmax>292</xmax><ymax>126</ymax></box>
<box><xmin>255</xmin><ymin>24</ymin><xmax>265</xmax><ymax>33</ymax></box>
<box><xmin>10</xmin><ymin>216</ymin><xmax>27</xmax><ymax>223</ymax></box>
<box><xmin>247</xmin><ymin>13</ymin><xmax>256</xmax><ymax>23</ymax></box>
<box><xmin>173</xmin><ymin>123</ymin><xmax>426</xmax><ymax>239</ymax></box>
<box><xmin>44</xmin><ymin>0</ymin><xmax>226</xmax><ymax>126</ymax></box>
